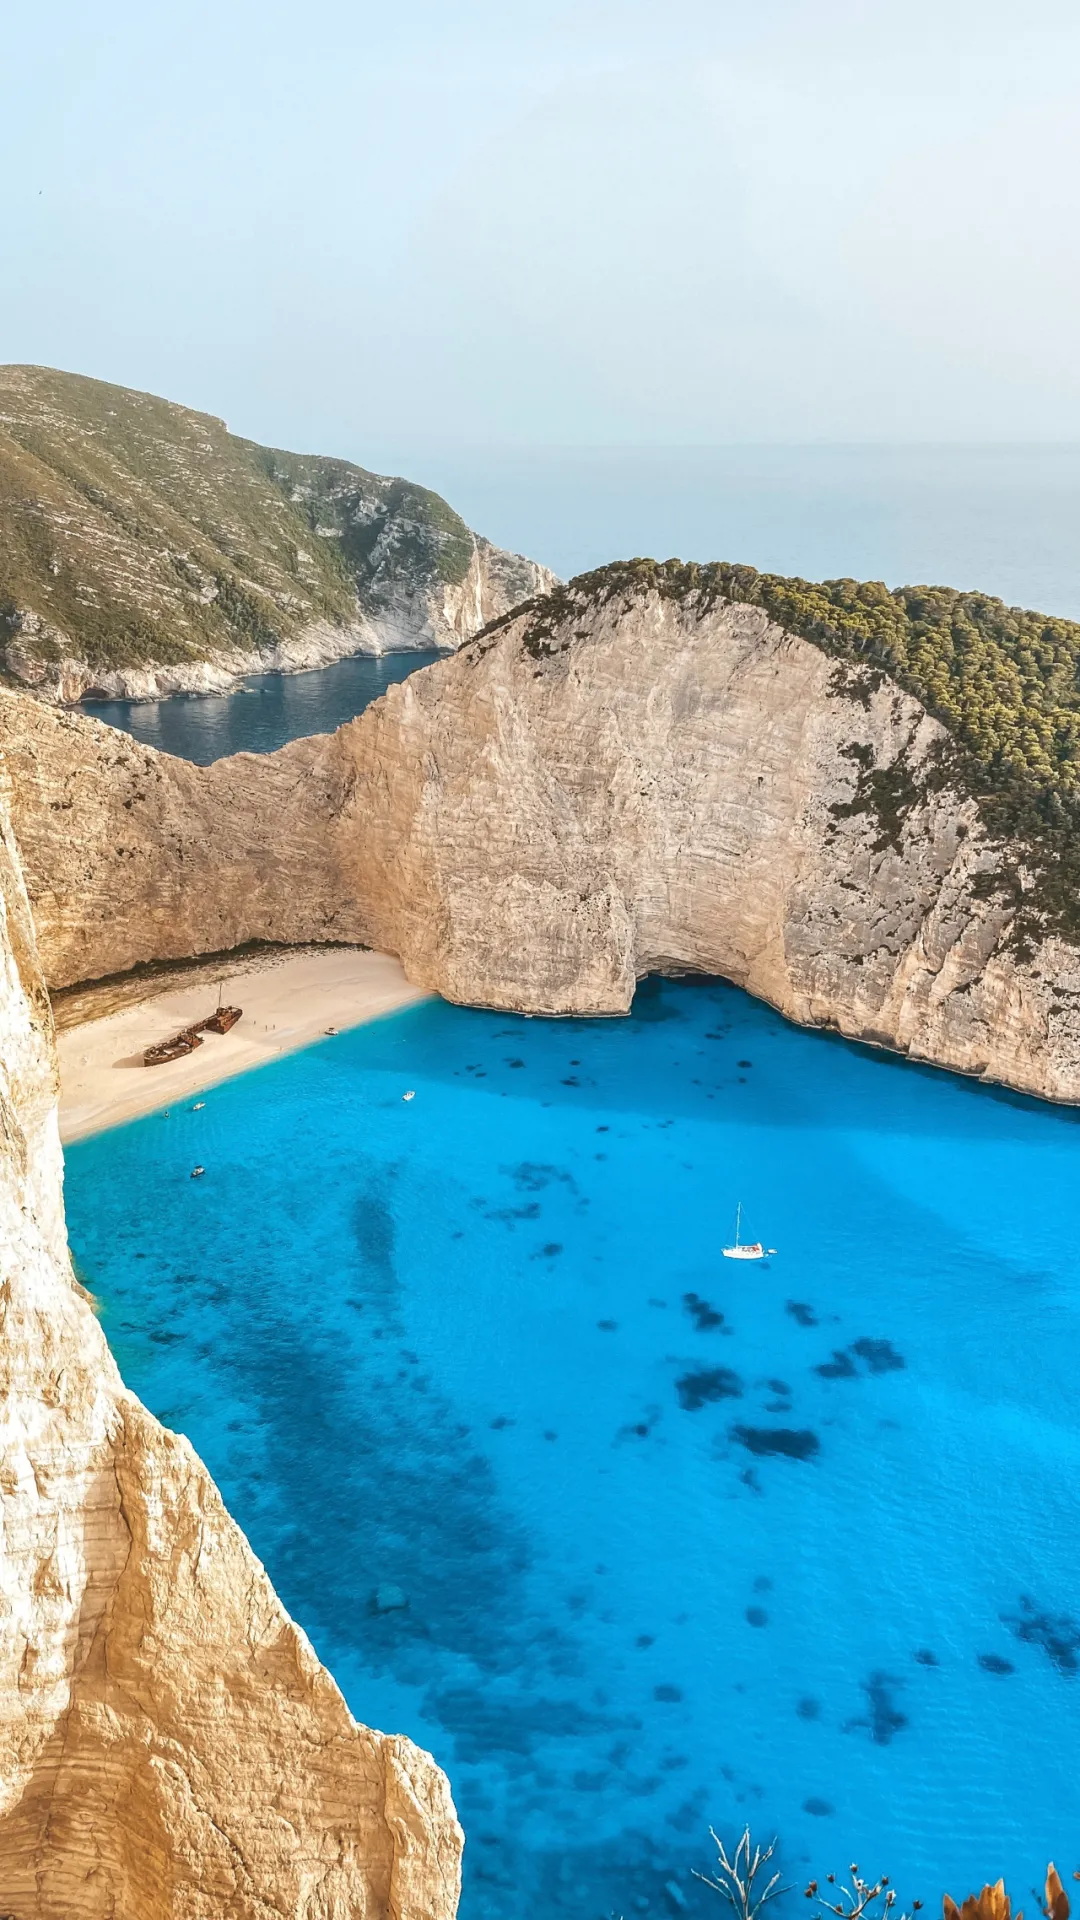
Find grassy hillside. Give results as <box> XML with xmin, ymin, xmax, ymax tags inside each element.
<box><xmin>506</xmin><ymin>557</ymin><xmax>1080</xmax><ymax>945</ymax></box>
<box><xmin>0</xmin><ymin>365</ymin><xmax>506</xmax><ymax>676</ymax></box>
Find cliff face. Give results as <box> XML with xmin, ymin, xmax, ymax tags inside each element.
<box><xmin>0</xmin><ymin>778</ymin><xmax>462</xmax><ymax>1916</ymax></box>
<box><xmin>0</xmin><ymin>694</ymin><xmax>367</xmax><ymax>986</ymax></box>
<box><xmin>340</xmin><ymin>590</ymin><xmax>1080</xmax><ymax>1101</ymax></box>
<box><xmin>5</xmin><ymin>582</ymin><xmax>1080</xmax><ymax>1102</ymax></box>
<box><xmin>0</xmin><ymin>364</ymin><xmax>553</xmax><ymax>703</ymax></box>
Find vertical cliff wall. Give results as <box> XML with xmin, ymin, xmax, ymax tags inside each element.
<box><xmin>326</xmin><ymin>591</ymin><xmax>1080</xmax><ymax>1104</ymax></box>
<box><xmin>0</xmin><ymin>774</ymin><xmax>462</xmax><ymax>1917</ymax></box>
<box><xmin>0</xmin><ymin>694</ymin><xmax>368</xmax><ymax>986</ymax></box>
<box><xmin>5</xmin><ymin>576</ymin><xmax>1080</xmax><ymax>1102</ymax></box>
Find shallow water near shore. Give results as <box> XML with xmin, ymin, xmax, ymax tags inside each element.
<box><xmin>65</xmin><ymin>978</ymin><xmax>1080</xmax><ymax>1916</ymax></box>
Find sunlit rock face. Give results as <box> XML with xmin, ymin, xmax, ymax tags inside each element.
<box><xmin>4</xmin><ymin>578</ymin><xmax>1080</xmax><ymax>1101</ymax></box>
<box><xmin>336</xmin><ymin>590</ymin><xmax>1080</xmax><ymax>1101</ymax></box>
<box><xmin>0</xmin><ymin>692</ymin><xmax>371</xmax><ymax>984</ymax></box>
<box><xmin>0</xmin><ymin>775</ymin><xmax>462</xmax><ymax>1920</ymax></box>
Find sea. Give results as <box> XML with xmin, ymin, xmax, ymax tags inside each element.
<box><xmin>84</xmin><ymin>649</ymin><xmax>446</xmax><ymax>765</ymax></box>
<box><xmin>386</xmin><ymin>443</ymin><xmax>1080</xmax><ymax>621</ymax></box>
<box><xmin>65</xmin><ymin>449</ymin><xmax>1080</xmax><ymax>1910</ymax></box>
<box><xmin>66</xmin><ymin>984</ymin><xmax>1080</xmax><ymax>1917</ymax></box>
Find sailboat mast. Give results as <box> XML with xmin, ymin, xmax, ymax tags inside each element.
<box><xmin>735</xmin><ymin>1201</ymin><xmax>741</xmax><ymax>1248</ymax></box>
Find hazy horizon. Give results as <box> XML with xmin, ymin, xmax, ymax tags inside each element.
<box><xmin>5</xmin><ymin>0</ymin><xmax>1080</xmax><ymax>463</ymax></box>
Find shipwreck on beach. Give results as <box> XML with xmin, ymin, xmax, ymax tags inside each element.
<box><xmin>143</xmin><ymin>1004</ymin><xmax>242</xmax><ymax>1066</ymax></box>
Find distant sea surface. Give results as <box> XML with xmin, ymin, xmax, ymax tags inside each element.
<box><xmin>87</xmin><ymin>445</ymin><xmax>1080</xmax><ymax>764</ymax></box>
<box><xmin>409</xmin><ymin>443</ymin><xmax>1080</xmax><ymax>619</ymax></box>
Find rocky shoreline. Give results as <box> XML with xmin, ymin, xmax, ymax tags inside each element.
<box><xmin>4</xmin><ymin>612</ymin><xmax>397</xmax><ymax>706</ymax></box>
<box><xmin>0</xmin><ymin>364</ymin><xmax>556</xmax><ymax>708</ymax></box>
<box><xmin>6</xmin><ymin>527</ymin><xmax>558</xmax><ymax>707</ymax></box>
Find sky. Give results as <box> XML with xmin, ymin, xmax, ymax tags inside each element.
<box><xmin>3</xmin><ymin>0</ymin><xmax>1080</xmax><ymax>459</ymax></box>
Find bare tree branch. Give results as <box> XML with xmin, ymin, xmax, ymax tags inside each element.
<box><xmin>694</xmin><ymin>1827</ymin><xmax>792</xmax><ymax>1920</ymax></box>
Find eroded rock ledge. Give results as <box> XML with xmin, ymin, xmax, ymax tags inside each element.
<box><xmin>0</xmin><ymin>781</ymin><xmax>462</xmax><ymax>1917</ymax></box>
<box><xmin>4</xmin><ymin>581</ymin><xmax>1080</xmax><ymax>1101</ymax></box>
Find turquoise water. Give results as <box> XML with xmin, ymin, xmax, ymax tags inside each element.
<box><xmin>65</xmin><ymin>979</ymin><xmax>1080</xmax><ymax>1916</ymax></box>
<box><xmin>84</xmin><ymin>649</ymin><xmax>444</xmax><ymax>764</ymax></box>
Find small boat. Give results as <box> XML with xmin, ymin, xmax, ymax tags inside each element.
<box><xmin>200</xmin><ymin>1004</ymin><xmax>242</xmax><ymax>1035</ymax></box>
<box><xmin>722</xmin><ymin>1202</ymin><xmax>776</xmax><ymax>1261</ymax></box>
<box><xmin>403</xmin><ymin>1090</ymin><xmax>416</xmax><ymax>1102</ymax></box>
<box><xmin>144</xmin><ymin>1027</ymin><xmax>203</xmax><ymax>1067</ymax></box>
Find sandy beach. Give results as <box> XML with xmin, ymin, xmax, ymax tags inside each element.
<box><xmin>56</xmin><ymin>946</ymin><xmax>429</xmax><ymax>1142</ymax></box>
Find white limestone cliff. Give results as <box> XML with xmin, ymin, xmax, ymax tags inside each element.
<box><xmin>0</xmin><ymin>775</ymin><xmax>462</xmax><ymax>1918</ymax></box>
<box><xmin>4</xmin><ymin>582</ymin><xmax>1080</xmax><ymax>1101</ymax></box>
<box><xmin>339</xmin><ymin>590</ymin><xmax>1080</xmax><ymax>1100</ymax></box>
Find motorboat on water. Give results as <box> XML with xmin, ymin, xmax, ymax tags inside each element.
<box><xmin>721</xmin><ymin>1202</ymin><xmax>776</xmax><ymax>1261</ymax></box>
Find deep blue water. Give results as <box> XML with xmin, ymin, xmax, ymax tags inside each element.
<box><xmin>65</xmin><ymin>979</ymin><xmax>1080</xmax><ymax>1917</ymax></box>
<box><xmin>84</xmin><ymin>649</ymin><xmax>445</xmax><ymax>764</ymax></box>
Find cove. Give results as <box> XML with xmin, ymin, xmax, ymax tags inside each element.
<box><xmin>84</xmin><ymin>647</ymin><xmax>444</xmax><ymax>763</ymax></box>
<box><xmin>64</xmin><ymin>978</ymin><xmax>1080</xmax><ymax>1917</ymax></box>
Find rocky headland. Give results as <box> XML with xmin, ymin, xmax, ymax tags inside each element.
<box><xmin>5</xmin><ymin>560</ymin><xmax>1080</xmax><ymax>1101</ymax></box>
<box><xmin>0</xmin><ymin>781</ymin><xmax>462</xmax><ymax>1915</ymax></box>
<box><xmin>0</xmin><ymin>365</ymin><xmax>554</xmax><ymax>704</ymax></box>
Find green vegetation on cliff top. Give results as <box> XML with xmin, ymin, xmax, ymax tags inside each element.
<box><xmin>504</xmin><ymin>556</ymin><xmax>1080</xmax><ymax>945</ymax></box>
<box><xmin>0</xmin><ymin>365</ymin><xmax>484</xmax><ymax>674</ymax></box>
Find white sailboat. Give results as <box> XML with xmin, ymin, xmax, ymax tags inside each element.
<box><xmin>721</xmin><ymin>1202</ymin><xmax>776</xmax><ymax>1261</ymax></box>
